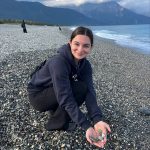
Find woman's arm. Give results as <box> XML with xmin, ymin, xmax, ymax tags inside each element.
<box><xmin>82</xmin><ymin>60</ymin><xmax>111</xmax><ymax>148</ymax></box>
<box><xmin>81</xmin><ymin>60</ymin><xmax>103</xmax><ymax>124</ymax></box>
<box><xmin>49</xmin><ymin>56</ymin><xmax>91</xmax><ymax>130</ymax></box>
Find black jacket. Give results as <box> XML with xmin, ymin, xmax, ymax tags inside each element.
<box><xmin>27</xmin><ymin>44</ymin><xmax>102</xmax><ymax>130</ymax></box>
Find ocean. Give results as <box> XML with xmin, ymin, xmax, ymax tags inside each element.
<box><xmin>71</xmin><ymin>24</ymin><xmax>150</xmax><ymax>55</ymax></box>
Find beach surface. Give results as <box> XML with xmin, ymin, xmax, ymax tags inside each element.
<box><xmin>0</xmin><ymin>24</ymin><xmax>150</xmax><ymax>150</ymax></box>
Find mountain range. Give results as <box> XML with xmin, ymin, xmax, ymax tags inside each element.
<box><xmin>0</xmin><ymin>0</ymin><xmax>150</xmax><ymax>25</ymax></box>
<box><xmin>62</xmin><ymin>2</ymin><xmax>150</xmax><ymax>25</ymax></box>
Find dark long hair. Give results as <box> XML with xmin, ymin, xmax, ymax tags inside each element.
<box><xmin>70</xmin><ymin>26</ymin><xmax>94</xmax><ymax>46</ymax></box>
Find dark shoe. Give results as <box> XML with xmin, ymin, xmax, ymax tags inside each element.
<box><xmin>45</xmin><ymin>106</ymin><xmax>71</xmax><ymax>131</ymax></box>
<box><xmin>45</xmin><ymin>117</ymin><xmax>66</xmax><ymax>131</ymax></box>
<box><xmin>45</xmin><ymin>119</ymin><xmax>77</xmax><ymax>131</ymax></box>
<box><xmin>45</xmin><ymin>109</ymin><xmax>69</xmax><ymax>131</ymax></box>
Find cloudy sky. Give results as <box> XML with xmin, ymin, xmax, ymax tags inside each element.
<box><xmin>17</xmin><ymin>0</ymin><xmax>150</xmax><ymax>17</ymax></box>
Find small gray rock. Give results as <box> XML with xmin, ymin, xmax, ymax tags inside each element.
<box><xmin>139</xmin><ymin>107</ymin><xmax>150</xmax><ymax>116</ymax></box>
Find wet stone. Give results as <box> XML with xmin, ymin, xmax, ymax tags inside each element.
<box><xmin>139</xmin><ymin>107</ymin><xmax>150</xmax><ymax>116</ymax></box>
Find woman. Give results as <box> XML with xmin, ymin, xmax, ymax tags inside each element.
<box><xmin>27</xmin><ymin>26</ymin><xmax>111</xmax><ymax>148</ymax></box>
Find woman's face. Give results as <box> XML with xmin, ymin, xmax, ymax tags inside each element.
<box><xmin>69</xmin><ymin>35</ymin><xmax>92</xmax><ymax>62</ymax></box>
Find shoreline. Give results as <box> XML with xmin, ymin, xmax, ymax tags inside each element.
<box><xmin>1</xmin><ymin>25</ymin><xmax>150</xmax><ymax>149</ymax></box>
<box><xmin>95</xmin><ymin>34</ymin><xmax>150</xmax><ymax>55</ymax></box>
<box><xmin>92</xmin><ymin>24</ymin><xmax>150</xmax><ymax>55</ymax></box>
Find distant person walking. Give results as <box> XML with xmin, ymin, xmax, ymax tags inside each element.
<box><xmin>21</xmin><ymin>20</ymin><xmax>27</xmax><ymax>33</ymax></box>
<box><xmin>59</xmin><ymin>26</ymin><xmax>62</xmax><ymax>31</ymax></box>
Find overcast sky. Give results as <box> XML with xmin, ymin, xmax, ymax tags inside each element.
<box><xmin>17</xmin><ymin>0</ymin><xmax>150</xmax><ymax>17</ymax></box>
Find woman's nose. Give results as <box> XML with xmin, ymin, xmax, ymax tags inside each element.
<box><xmin>78</xmin><ymin>45</ymin><xmax>83</xmax><ymax>52</ymax></box>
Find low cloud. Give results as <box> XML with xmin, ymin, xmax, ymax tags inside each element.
<box><xmin>119</xmin><ymin>0</ymin><xmax>150</xmax><ymax>17</ymax></box>
<box><xmin>42</xmin><ymin>0</ymin><xmax>119</xmax><ymax>6</ymax></box>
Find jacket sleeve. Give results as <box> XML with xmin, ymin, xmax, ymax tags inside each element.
<box><xmin>82</xmin><ymin>61</ymin><xmax>103</xmax><ymax>125</ymax></box>
<box><xmin>49</xmin><ymin>57</ymin><xmax>91</xmax><ymax>130</ymax></box>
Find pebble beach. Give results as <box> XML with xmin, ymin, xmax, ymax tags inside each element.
<box><xmin>0</xmin><ymin>24</ymin><xmax>150</xmax><ymax>150</ymax></box>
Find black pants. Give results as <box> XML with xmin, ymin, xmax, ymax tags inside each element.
<box><xmin>23</xmin><ymin>28</ymin><xmax>27</xmax><ymax>33</ymax></box>
<box><xmin>28</xmin><ymin>81</ymin><xmax>87</xmax><ymax>130</ymax></box>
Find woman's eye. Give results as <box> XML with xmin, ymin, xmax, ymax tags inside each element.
<box><xmin>75</xmin><ymin>43</ymin><xmax>79</xmax><ymax>46</ymax></box>
<box><xmin>84</xmin><ymin>45</ymin><xmax>90</xmax><ymax>48</ymax></box>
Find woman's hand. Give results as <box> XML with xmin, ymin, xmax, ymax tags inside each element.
<box><xmin>94</xmin><ymin>121</ymin><xmax>111</xmax><ymax>148</ymax></box>
<box><xmin>86</xmin><ymin>127</ymin><xmax>105</xmax><ymax>148</ymax></box>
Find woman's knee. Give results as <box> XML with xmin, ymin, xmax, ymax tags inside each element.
<box><xmin>28</xmin><ymin>87</ymin><xmax>58</xmax><ymax>112</ymax></box>
<box><xmin>28</xmin><ymin>95</ymin><xmax>47</xmax><ymax>112</ymax></box>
